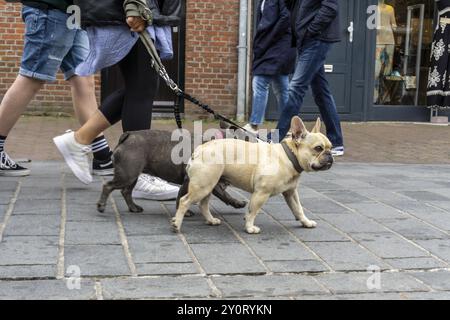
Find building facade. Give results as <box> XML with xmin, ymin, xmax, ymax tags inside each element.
<box><xmin>1</xmin><ymin>0</ymin><xmax>449</xmax><ymax>121</ymax></box>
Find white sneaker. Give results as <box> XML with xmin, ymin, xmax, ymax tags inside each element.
<box><xmin>331</xmin><ymin>146</ymin><xmax>345</xmax><ymax>157</ymax></box>
<box><xmin>242</xmin><ymin>123</ymin><xmax>259</xmax><ymax>135</ymax></box>
<box><xmin>132</xmin><ymin>174</ymin><xmax>180</xmax><ymax>201</ymax></box>
<box><xmin>53</xmin><ymin>131</ymin><xmax>92</xmax><ymax>184</ymax></box>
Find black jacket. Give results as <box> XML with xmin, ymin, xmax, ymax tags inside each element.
<box><xmin>73</xmin><ymin>0</ymin><xmax>181</xmax><ymax>27</ymax></box>
<box><xmin>287</xmin><ymin>0</ymin><xmax>341</xmax><ymax>49</ymax></box>
<box><xmin>252</xmin><ymin>0</ymin><xmax>296</xmax><ymax>75</ymax></box>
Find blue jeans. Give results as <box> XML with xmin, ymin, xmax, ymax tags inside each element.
<box><xmin>250</xmin><ymin>75</ymin><xmax>289</xmax><ymax>126</ymax></box>
<box><xmin>20</xmin><ymin>6</ymin><xmax>89</xmax><ymax>81</ymax></box>
<box><xmin>276</xmin><ymin>39</ymin><xmax>344</xmax><ymax>147</ymax></box>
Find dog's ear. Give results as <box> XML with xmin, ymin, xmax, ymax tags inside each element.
<box><xmin>311</xmin><ymin>117</ymin><xmax>322</xmax><ymax>133</ymax></box>
<box><xmin>290</xmin><ymin>116</ymin><xmax>308</xmax><ymax>139</ymax></box>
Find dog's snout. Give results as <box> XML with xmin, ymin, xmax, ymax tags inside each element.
<box><xmin>325</xmin><ymin>152</ymin><xmax>334</xmax><ymax>164</ymax></box>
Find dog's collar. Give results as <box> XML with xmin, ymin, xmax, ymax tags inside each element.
<box><xmin>281</xmin><ymin>141</ymin><xmax>304</xmax><ymax>174</ymax></box>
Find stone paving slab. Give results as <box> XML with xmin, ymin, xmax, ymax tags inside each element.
<box><xmin>315</xmin><ymin>213</ymin><xmax>388</xmax><ymax>234</ymax></box>
<box><xmin>381</xmin><ymin>218</ymin><xmax>449</xmax><ymax>240</ymax></box>
<box><xmin>127</xmin><ymin>235</ymin><xmax>192</xmax><ymax>264</ymax></box>
<box><xmin>383</xmin><ymin>257</ymin><xmax>447</xmax><ymax>270</ymax></box>
<box><xmin>135</xmin><ymin>262</ymin><xmax>198</xmax><ymax>276</ymax></box>
<box><xmin>0</xmin><ymin>236</ymin><xmax>58</xmax><ymax>266</ymax></box>
<box><xmin>0</xmin><ymin>265</ymin><xmax>57</xmax><ymax>279</ymax></box>
<box><xmin>264</xmin><ymin>260</ymin><xmax>328</xmax><ymax>273</ymax></box>
<box><xmin>0</xmin><ymin>279</ymin><xmax>96</xmax><ymax>300</ymax></box>
<box><xmin>4</xmin><ymin>215</ymin><xmax>60</xmax><ymax>237</ymax></box>
<box><xmin>189</xmin><ymin>243</ymin><xmax>267</xmax><ymax>275</ymax></box>
<box><xmin>211</xmin><ymin>275</ymin><xmax>328</xmax><ymax>298</ymax></box>
<box><xmin>101</xmin><ymin>277</ymin><xmax>213</xmax><ymax>299</ymax></box>
<box><xmin>414</xmin><ymin>239</ymin><xmax>450</xmax><ymax>263</ymax></box>
<box><xmin>12</xmin><ymin>199</ymin><xmax>60</xmax><ymax>215</ymax></box>
<box><xmin>65</xmin><ymin>221</ymin><xmax>121</xmax><ymax>245</ymax></box>
<box><xmin>410</xmin><ymin>271</ymin><xmax>450</xmax><ymax>291</ymax></box>
<box><xmin>305</xmin><ymin>241</ymin><xmax>389</xmax><ymax>271</ymax></box>
<box><xmin>350</xmin><ymin>233</ymin><xmax>430</xmax><ymax>259</ymax></box>
<box><xmin>1</xmin><ymin>162</ymin><xmax>450</xmax><ymax>299</ymax></box>
<box><xmin>315</xmin><ymin>272</ymin><xmax>429</xmax><ymax>294</ymax></box>
<box><xmin>0</xmin><ymin>205</ymin><xmax>8</xmax><ymax>221</ymax></box>
<box><xmin>64</xmin><ymin>245</ymin><xmax>130</xmax><ymax>277</ymax></box>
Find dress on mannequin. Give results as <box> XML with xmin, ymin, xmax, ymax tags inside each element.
<box><xmin>374</xmin><ymin>0</ymin><xmax>397</xmax><ymax>104</ymax></box>
<box><xmin>427</xmin><ymin>0</ymin><xmax>450</xmax><ymax>112</ymax></box>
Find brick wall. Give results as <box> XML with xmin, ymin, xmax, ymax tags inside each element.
<box><xmin>184</xmin><ymin>0</ymin><xmax>239</xmax><ymax>118</ymax></box>
<box><xmin>0</xmin><ymin>1</ymin><xmax>100</xmax><ymax>116</ymax></box>
<box><xmin>0</xmin><ymin>0</ymin><xmax>241</xmax><ymax>118</ymax></box>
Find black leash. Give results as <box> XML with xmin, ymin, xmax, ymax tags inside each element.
<box><xmin>139</xmin><ymin>30</ymin><xmax>264</xmax><ymax>140</ymax></box>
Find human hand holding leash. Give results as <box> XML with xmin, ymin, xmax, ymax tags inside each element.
<box><xmin>127</xmin><ymin>16</ymin><xmax>147</xmax><ymax>32</ymax></box>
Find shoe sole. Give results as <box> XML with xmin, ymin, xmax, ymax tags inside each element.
<box><xmin>132</xmin><ymin>189</ymin><xmax>179</xmax><ymax>201</ymax></box>
<box><xmin>53</xmin><ymin>136</ymin><xmax>92</xmax><ymax>185</ymax></box>
<box><xmin>92</xmin><ymin>169</ymin><xmax>114</xmax><ymax>176</ymax></box>
<box><xmin>0</xmin><ymin>169</ymin><xmax>31</xmax><ymax>177</ymax></box>
<box><xmin>332</xmin><ymin>152</ymin><xmax>344</xmax><ymax>157</ymax></box>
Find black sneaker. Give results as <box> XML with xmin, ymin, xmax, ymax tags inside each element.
<box><xmin>92</xmin><ymin>155</ymin><xmax>114</xmax><ymax>176</ymax></box>
<box><xmin>0</xmin><ymin>151</ymin><xmax>30</xmax><ymax>177</ymax></box>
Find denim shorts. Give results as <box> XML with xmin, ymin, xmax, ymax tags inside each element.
<box><xmin>19</xmin><ymin>5</ymin><xmax>89</xmax><ymax>82</ymax></box>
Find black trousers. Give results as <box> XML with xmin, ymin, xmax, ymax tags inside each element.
<box><xmin>100</xmin><ymin>39</ymin><xmax>160</xmax><ymax>132</ymax></box>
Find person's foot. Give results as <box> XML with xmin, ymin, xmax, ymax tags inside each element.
<box><xmin>132</xmin><ymin>174</ymin><xmax>180</xmax><ymax>201</ymax></box>
<box><xmin>0</xmin><ymin>151</ymin><xmax>30</xmax><ymax>177</ymax></box>
<box><xmin>92</xmin><ymin>154</ymin><xmax>114</xmax><ymax>176</ymax></box>
<box><xmin>331</xmin><ymin>146</ymin><xmax>345</xmax><ymax>157</ymax></box>
<box><xmin>242</xmin><ymin>123</ymin><xmax>259</xmax><ymax>135</ymax></box>
<box><xmin>53</xmin><ymin>131</ymin><xmax>92</xmax><ymax>184</ymax></box>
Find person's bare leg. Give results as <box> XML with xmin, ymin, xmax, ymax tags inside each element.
<box><xmin>69</xmin><ymin>75</ymin><xmax>98</xmax><ymax>124</ymax></box>
<box><xmin>0</xmin><ymin>75</ymin><xmax>44</xmax><ymax>136</ymax></box>
<box><xmin>74</xmin><ymin>110</ymin><xmax>111</xmax><ymax>145</ymax></box>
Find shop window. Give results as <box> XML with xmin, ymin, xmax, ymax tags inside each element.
<box><xmin>374</xmin><ymin>0</ymin><xmax>434</xmax><ymax>106</ymax></box>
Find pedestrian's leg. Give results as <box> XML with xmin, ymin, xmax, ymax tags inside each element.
<box><xmin>275</xmin><ymin>41</ymin><xmax>325</xmax><ymax>140</ymax></box>
<box><xmin>69</xmin><ymin>75</ymin><xmax>98</xmax><ymax>124</ymax></box>
<box><xmin>0</xmin><ymin>75</ymin><xmax>44</xmax><ymax>136</ymax></box>
<box><xmin>311</xmin><ymin>66</ymin><xmax>344</xmax><ymax>148</ymax></box>
<box><xmin>271</xmin><ymin>75</ymin><xmax>290</xmax><ymax>114</ymax></box>
<box><xmin>249</xmin><ymin>75</ymin><xmax>271</xmax><ymax>127</ymax></box>
<box><xmin>118</xmin><ymin>40</ymin><xmax>159</xmax><ymax>132</ymax></box>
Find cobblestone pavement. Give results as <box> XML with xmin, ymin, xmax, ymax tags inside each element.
<box><xmin>1</xmin><ymin>161</ymin><xmax>450</xmax><ymax>299</ymax></box>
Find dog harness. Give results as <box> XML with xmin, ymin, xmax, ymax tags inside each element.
<box><xmin>281</xmin><ymin>141</ymin><xmax>304</xmax><ymax>174</ymax></box>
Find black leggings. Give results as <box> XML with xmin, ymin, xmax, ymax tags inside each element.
<box><xmin>100</xmin><ymin>39</ymin><xmax>160</xmax><ymax>132</ymax></box>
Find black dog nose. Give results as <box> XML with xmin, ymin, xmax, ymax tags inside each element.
<box><xmin>325</xmin><ymin>152</ymin><xmax>334</xmax><ymax>164</ymax></box>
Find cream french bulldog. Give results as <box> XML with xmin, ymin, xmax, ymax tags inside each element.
<box><xmin>171</xmin><ymin>116</ymin><xmax>334</xmax><ymax>234</ymax></box>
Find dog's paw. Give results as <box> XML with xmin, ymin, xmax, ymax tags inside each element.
<box><xmin>97</xmin><ymin>203</ymin><xmax>106</xmax><ymax>213</ymax></box>
<box><xmin>206</xmin><ymin>218</ymin><xmax>221</xmax><ymax>226</ymax></box>
<box><xmin>302</xmin><ymin>219</ymin><xmax>317</xmax><ymax>228</ymax></box>
<box><xmin>129</xmin><ymin>205</ymin><xmax>144</xmax><ymax>213</ymax></box>
<box><xmin>230</xmin><ymin>200</ymin><xmax>247</xmax><ymax>209</ymax></box>
<box><xmin>171</xmin><ymin>218</ymin><xmax>181</xmax><ymax>233</ymax></box>
<box><xmin>246</xmin><ymin>225</ymin><xmax>261</xmax><ymax>234</ymax></box>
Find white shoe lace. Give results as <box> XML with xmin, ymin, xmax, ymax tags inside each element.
<box><xmin>0</xmin><ymin>151</ymin><xmax>18</xmax><ymax>169</ymax></box>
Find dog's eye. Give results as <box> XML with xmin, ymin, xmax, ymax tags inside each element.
<box><xmin>314</xmin><ymin>146</ymin><xmax>324</xmax><ymax>152</ymax></box>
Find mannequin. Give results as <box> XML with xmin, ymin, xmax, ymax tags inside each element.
<box><xmin>374</xmin><ymin>0</ymin><xmax>397</xmax><ymax>103</ymax></box>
